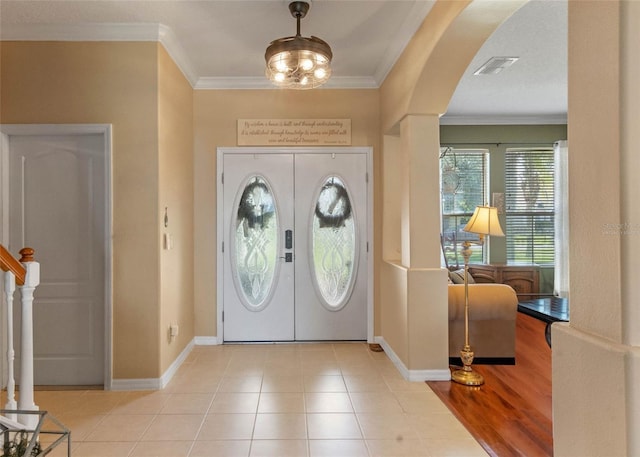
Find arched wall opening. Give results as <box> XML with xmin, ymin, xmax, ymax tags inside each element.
<box><xmin>376</xmin><ymin>0</ymin><xmax>527</xmax><ymax>378</ymax></box>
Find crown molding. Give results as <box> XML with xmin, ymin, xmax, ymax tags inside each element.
<box><xmin>373</xmin><ymin>1</ymin><xmax>435</xmax><ymax>86</ymax></box>
<box><xmin>2</xmin><ymin>23</ymin><xmax>378</xmax><ymax>90</ymax></box>
<box><xmin>439</xmin><ymin>114</ymin><xmax>568</xmax><ymax>125</ymax></box>
<box><xmin>1</xmin><ymin>22</ymin><xmax>162</xmax><ymax>42</ymax></box>
<box><xmin>1</xmin><ymin>23</ymin><xmax>199</xmax><ymax>86</ymax></box>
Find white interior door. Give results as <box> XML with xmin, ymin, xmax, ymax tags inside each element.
<box><xmin>221</xmin><ymin>149</ymin><xmax>368</xmax><ymax>342</ymax></box>
<box><xmin>222</xmin><ymin>153</ymin><xmax>295</xmax><ymax>341</ymax></box>
<box><xmin>8</xmin><ymin>133</ymin><xmax>106</xmax><ymax>385</ymax></box>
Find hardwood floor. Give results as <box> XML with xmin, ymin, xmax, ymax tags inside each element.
<box><xmin>427</xmin><ymin>312</ymin><xmax>553</xmax><ymax>457</ymax></box>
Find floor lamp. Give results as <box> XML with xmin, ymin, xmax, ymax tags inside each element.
<box><xmin>451</xmin><ymin>205</ymin><xmax>505</xmax><ymax>386</ymax></box>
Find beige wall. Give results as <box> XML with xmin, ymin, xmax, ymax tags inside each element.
<box><xmin>0</xmin><ymin>41</ymin><xmax>195</xmax><ymax>380</ymax></box>
<box><xmin>158</xmin><ymin>46</ymin><xmax>195</xmax><ymax>374</ymax></box>
<box><xmin>553</xmin><ymin>1</ymin><xmax>640</xmax><ymax>455</ymax></box>
<box><xmin>377</xmin><ymin>0</ymin><xmax>524</xmax><ymax>373</ymax></box>
<box><xmin>193</xmin><ymin>89</ymin><xmax>381</xmax><ymax>338</ymax></box>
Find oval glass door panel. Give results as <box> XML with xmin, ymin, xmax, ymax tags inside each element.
<box><xmin>233</xmin><ymin>175</ymin><xmax>279</xmax><ymax>311</ymax></box>
<box><xmin>311</xmin><ymin>176</ymin><xmax>358</xmax><ymax>310</ymax></box>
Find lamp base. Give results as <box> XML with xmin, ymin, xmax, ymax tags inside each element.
<box><xmin>451</xmin><ymin>345</ymin><xmax>484</xmax><ymax>386</ymax></box>
<box><xmin>451</xmin><ymin>367</ymin><xmax>484</xmax><ymax>386</ymax></box>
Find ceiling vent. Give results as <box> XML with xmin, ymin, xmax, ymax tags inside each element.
<box><xmin>473</xmin><ymin>57</ymin><xmax>519</xmax><ymax>75</ymax></box>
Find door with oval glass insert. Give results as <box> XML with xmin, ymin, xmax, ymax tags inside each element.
<box><xmin>294</xmin><ymin>153</ymin><xmax>367</xmax><ymax>340</ymax></box>
<box><xmin>222</xmin><ymin>150</ymin><xmax>367</xmax><ymax>341</ymax></box>
<box><xmin>222</xmin><ymin>153</ymin><xmax>295</xmax><ymax>341</ymax></box>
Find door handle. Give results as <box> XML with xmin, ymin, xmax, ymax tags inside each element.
<box><xmin>279</xmin><ymin>252</ymin><xmax>293</xmax><ymax>262</ymax></box>
<box><xmin>285</xmin><ymin>230</ymin><xmax>293</xmax><ymax>249</ymax></box>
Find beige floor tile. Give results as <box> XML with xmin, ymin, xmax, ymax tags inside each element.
<box><xmin>141</xmin><ymin>414</ymin><xmax>204</xmax><ymax>442</ymax></box>
<box><xmin>382</xmin><ymin>374</ymin><xmax>431</xmax><ymax>392</ymax></box>
<box><xmin>263</xmin><ymin>360</ymin><xmax>303</xmax><ymax>376</ymax></box>
<box><xmin>309</xmin><ymin>439</ymin><xmax>369</xmax><ymax>457</ymax></box>
<box><xmin>303</xmin><ymin>375</ymin><xmax>347</xmax><ymax>392</ymax></box>
<box><xmin>223</xmin><ymin>365</ymin><xmax>265</xmax><ymax>377</ymax></box>
<box><xmin>357</xmin><ymin>413</ymin><xmax>419</xmax><ymax>441</ymax></box>
<box><xmin>73</xmin><ymin>441</ymin><xmax>137</xmax><ymax>456</ymax></box>
<box><xmin>423</xmin><ymin>438</ymin><xmax>488</xmax><ymax>457</ymax></box>
<box><xmin>5</xmin><ymin>342</ymin><xmax>476</xmax><ymax>457</ymax></box>
<box><xmin>34</xmin><ymin>391</ymin><xmax>85</xmax><ymax>413</ymax></box>
<box><xmin>307</xmin><ymin>413</ymin><xmax>362</xmax><ymax>440</ymax></box>
<box><xmin>189</xmin><ymin>440</ymin><xmax>251</xmax><ymax>457</ymax></box>
<box><xmin>209</xmin><ymin>392</ymin><xmax>260</xmax><ymax>413</ymax></box>
<box><xmin>111</xmin><ymin>391</ymin><xmax>171</xmax><ymax>415</ymax></box>
<box><xmin>349</xmin><ymin>392</ymin><xmax>404</xmax><ymax>414</ymax></box>
<box><xmin>409</xmin><ymin>413</ymin><xmax>473</xmax><ymax>441</ymax></box>
<box><xmin>253</xmin><ymin>413</ymin><xmax>307</xmax><ymax>439</ymax></box>
<box><xmin>301</xmin><ymin>362</ymin><xmax>342</xmax><ymax>376</ymax></box>
<box><xmin>304</xmin><ymin>392</ymin><xmax>353</xmax><ymax>413</ymax></box>
<box><xmin>366</xmin><ymin>439</ymin><xmax>430</xmax><ymax>457</ymax></box>
<box><xmin>258</xmin><ymin>392</ymin><xmax>305</xmax><ymax>413</ymax></box>
<box><xmin>249</xmin><ymin>439</ymin><xmax>309</xmax><ymax>457</ymax></box>
<box><xmin>73</xmin><ymin>392</ymin><xmax>126</xmax><ymax>415</ymax></box>
<box><xmin>196</xmin><ymin>414</ymin><xmax>256</xmax><ymax>440</ymax></box>
<box><xmin>130</xmin><ymin>440</ymin><xmax>192</xmax><ymax>456</ymax></box>
<box><xmin>344</xmin><ymin>375</ymin><xmax>390</xmax><ymax>392</ymax></box>
<box><xmin>218</xmin><ymin>376</ymin><xmax>263</xmax><ymax>393</ymax></box>
<box><xmin>84</xmin><ymin>414</ymin><xmax>155</xmax><ymax>442</ymax></box>
<box><xmin>261</xmin><ymin>375</ymin><xmax>304</xmax><ymax>392</ymax></box>
<box><xmin>394</xmin><ymin>391</ymin><xmax>452</xmax><ymax>415</ymax></box>
<box><xmin>339</xmin><ymin>362</ymin><xmax>380</xmax><ymax>377</ymax></box>
<box><xmin>264</xmin><ymin>348</ymin><xmax>301</xmax><ymax>362</ymax></box>
<box><xmin>160</xmin><ymin>393</ymin><xmax>214</xmax><ymax>414</ymax></box>
<box><xmin>39</xmin><ymin>440</ymin><xmax>79</xmax><ymax>457</ymax></box>
<box><xmin>165</xmin><ymin>373</ymin><xmax>221</xmax><ymax>393</ymax></box>
<box><xmin>49</xmin><ymin>412</ymin><xmax>106</xmax><ymax>442</ymax></box>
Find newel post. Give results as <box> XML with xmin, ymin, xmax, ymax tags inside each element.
<box><xmin>17</xmin><ymin>247</ymin><xmax>40</xmax><ymax>428</ymax></box>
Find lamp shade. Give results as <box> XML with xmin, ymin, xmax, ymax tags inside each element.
<box><xmin>463</xmin><ymin>205</ymin><xmax>505</xmax><ymax>237</ymax></box>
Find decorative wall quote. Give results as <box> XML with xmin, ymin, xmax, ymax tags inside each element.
<box><xmin>238</xmin><ymin>119</ymin><xmax>351</xmax><ymax>146</ymax></box>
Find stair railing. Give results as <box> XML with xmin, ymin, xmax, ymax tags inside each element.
<box><xmin>1</xmin><ymin>245</ymin><xmax>40</xmax><ymax>428</ymax></box>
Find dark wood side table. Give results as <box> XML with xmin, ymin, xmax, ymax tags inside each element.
<box><xmin>468</xmin><ymin>263</ymin><xmax>540</xmax><ymax>300</ymax></box>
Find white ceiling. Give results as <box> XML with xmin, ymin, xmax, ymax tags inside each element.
<box><xmin>0</xmin><ymin>0</ymin><xmax>567</xmax><ymax>124</ymax></box>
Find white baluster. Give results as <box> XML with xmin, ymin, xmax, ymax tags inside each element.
<box><xmin>17</xmin><ymin>249</ymin><xmax>39</xmax><ymax>428</ymax></box>
<box><xmin>3</xmin><ymin>271</ymin><xmax>17</xmax><ymax>422</ymax></box>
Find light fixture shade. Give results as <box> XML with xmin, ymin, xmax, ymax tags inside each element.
<box><xmin>265</xmin><ymin>36</ymin><xmax>332</xmax><ymax>89</ymax></box>
<box><xmin>463</xmin><ymin>205</ymin><xmax>505</xmax><ymax>237</ymax></box>
<box><xmin>265</xmin><ymin>1</ymin><xmax>332</xmax><ymax>89</ymax></box>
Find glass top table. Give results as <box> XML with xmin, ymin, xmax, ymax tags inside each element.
<box><xmin>517</xmin><ymin>297</ymin><xmax>569</xmax><ymax>347</ymax></box>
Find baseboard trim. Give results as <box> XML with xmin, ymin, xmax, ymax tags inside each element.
<box><xmin>194</xmin><ymin>336</ymin><xmax>221</xmax><ymax>345</ymax></box>
<box><xmin>110</xmin><ymin>338</ymin><xmax>195</xmax><ymax>391</ymax></box>
<box><xmin>375</xmin><ymin>337</ymin><xmax>451</xmax><ymax>382</ymax></box>
<box><xmin>449</xmin><ymin>356</ymin><xmax>516</xmax><ymax>366</ymax></box>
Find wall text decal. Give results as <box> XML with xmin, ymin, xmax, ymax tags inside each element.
<box><xmin>238</xmin><ymin>119</ymin><xmax>351</xmax><ymax>146</ymax></box>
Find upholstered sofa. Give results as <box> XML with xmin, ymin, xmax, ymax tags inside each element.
<box><xmin>448</xmin><ymin>282</ymin><xmax>518</xmax><ymax>364</ymax></box>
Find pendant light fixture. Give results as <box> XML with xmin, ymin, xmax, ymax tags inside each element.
<box><xmin>265</xmin><ymin>1</ymin><xmax>332</xmax><ymax>89</ymax></box>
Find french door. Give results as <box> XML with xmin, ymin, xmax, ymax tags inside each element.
<box><xmin>220</xmin><ymin>148</ymin><xmax>369</xmax><ymax>342</ymax></box>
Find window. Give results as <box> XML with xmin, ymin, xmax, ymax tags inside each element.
<box><xmin>505</xmin><ymin>149</ymin><xmax>555</xmax><ymax>265</ymax></box>
<box><xmin>440</xmin><ymin>148</ymin><xmax>489</xmax><ymax>267</ymax></box>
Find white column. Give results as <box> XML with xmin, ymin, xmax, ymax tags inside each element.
<box><xmin>17</xmin><ymin>258</ymin><xmax>39</xmax><ymax>428</ymax></box>
<box><xmin>3</xmin><ymin>271</ymin><xmax>17</xmax><ymax>421</ymax></box>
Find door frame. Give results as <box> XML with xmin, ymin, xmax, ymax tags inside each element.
<box><xmin>216</xmin><ymin>146</ymin><xmax>374</xmax><ymax>343</ymax></box>
<box><xmin>0</xmin><ymin>123</ymin><xmax>113</xmax><ymax>389</ymax></box>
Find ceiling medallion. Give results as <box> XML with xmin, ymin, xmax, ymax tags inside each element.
<box><xmin>265</xmin><ymin>1</ymin><xmax>332</xmax><ymax>89</ymax></box>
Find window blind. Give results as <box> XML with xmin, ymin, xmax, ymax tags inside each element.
<box><xmin>505</xmin><ymin>149</ymin><xmax>555</xmax><ymax>265</ymax></box>
<box><xmin>440</xmin><ymin>149</ymin><xmax>488</xmax><ymax>266</ymax></box>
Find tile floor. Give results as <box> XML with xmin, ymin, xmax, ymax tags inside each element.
<box><xmin>2</xmin><ymin>343</ymin><xmax>487</xmax><ymax>456</ymax></box>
